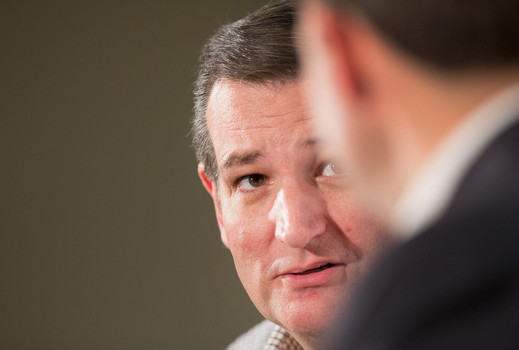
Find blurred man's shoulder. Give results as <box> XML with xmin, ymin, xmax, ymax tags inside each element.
<box><xmin>225</xmin><ymin>319</ymin><xmax>276</xmax><ymax>350</ymax></box>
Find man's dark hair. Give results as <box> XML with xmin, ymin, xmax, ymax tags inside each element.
<box><xmin>325</xmin><ymin>0</ymin><xmax>519</xmax><ymax>71</ymax></box>
<box><xmin>192</xmin><ymin>0</ymin><xmax>299</xmax><ymax>180</ymax></box>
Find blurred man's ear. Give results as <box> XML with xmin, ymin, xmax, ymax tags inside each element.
<box><xmin>300</xmin><ymin>1</ymin><xmax>371</xmax><ymax>109</ymax></box>
<box><xmin>198</xmin><ymin>163</ymin><xmax>229</xmax><ymax>248</ymax></box>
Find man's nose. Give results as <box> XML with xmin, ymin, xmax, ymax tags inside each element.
<box><xmin>268</xmin><ymin>183</ymin><xmax>327</xmax><ymax>248</ymax></box>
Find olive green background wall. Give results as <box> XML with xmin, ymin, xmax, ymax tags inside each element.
<box><xmin>1</xmin><ymin>1</ymin><xmax>269</xmax><ymax>349</ymax></box>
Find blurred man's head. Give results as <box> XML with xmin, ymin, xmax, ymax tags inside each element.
<box><xmin>193</xmin><ymin>1</ymin><xmax>388</xmax><ymax>348</ymax></box>
<box><xmin>313</xmin><ymin>0</ymin><xmax>519</xmax><ymax>70</ymax></box>
<box><xmin>299</xmin><ymin>0</ymin><xmax>519</xmax><ymax>220</ymax></box>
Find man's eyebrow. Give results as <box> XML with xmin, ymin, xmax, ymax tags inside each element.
<box><xmin>221</xmin><ymin>151</ymin><xmax>264</xmax><ymax>170</ymax></box>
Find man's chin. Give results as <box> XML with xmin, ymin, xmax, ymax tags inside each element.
<box><xmin>274</xmin><ymin>295</ymin><xmax>344</xmax><ymax>337</ymax></box>
<box><xmin>284</xmin><ymin>315</ymin><xmax>331</xmax><ymax>337</ymax></box>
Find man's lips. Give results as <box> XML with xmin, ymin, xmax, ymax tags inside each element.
<box><xmin>278</xmin><ymin>261</ymin><xmax>346</xmax><ymax>288</ymax></box>
<box><xmin>279</xmin><ymin>261</ymin><xmax>342</xmax><ymax>276</ymax></box>
<box><xmin>289</xmin><ymin>263</ymin><xmax>337</xmax><ymax>275</ymax></box>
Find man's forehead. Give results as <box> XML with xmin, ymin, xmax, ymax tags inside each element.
<box><xmin>206</xmin><ymin>78</ymin><xmax>317</xmax><ymax>158</ymax></box>
<box><xmin>207</xmin><ymin>79</ymin><xmax>308</xmax><ymax>128</ymax></box>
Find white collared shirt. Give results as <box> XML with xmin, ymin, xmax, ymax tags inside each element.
<box><xmin>391</xmin><ymin>82</ymin><xmax>519</xmax><ymax>241</ymax></box>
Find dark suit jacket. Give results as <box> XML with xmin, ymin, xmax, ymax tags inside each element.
<box><xmin>334</xmin><ymin>121</ymin><xmax>519</xmax><ymax>350</ymax></box>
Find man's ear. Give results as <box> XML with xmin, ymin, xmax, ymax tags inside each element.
<box><xmin>197</xmin><ymin>163</ymin><xmax>229</xmax><ymax>248</ymax></box>
<box><xmin>301</xmin><ymin>1</ymin><xmax>368</xmax><ymax>105</ymax></box>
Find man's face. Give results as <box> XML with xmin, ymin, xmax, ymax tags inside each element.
<box><xmin>200</xmin><ymin>80</ymin><xmax>386</xmax><ymax>338</ymax></box>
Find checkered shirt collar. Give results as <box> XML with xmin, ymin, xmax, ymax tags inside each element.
<box><xmin>264</xmin><ymin>325</ymin><xmax>303</xmax><ymax>350</ymax></box>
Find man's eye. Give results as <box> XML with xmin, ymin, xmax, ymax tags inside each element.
<box><xmin>237</xmin><ymin>174</ymin><xmax>267</xmax><ymax>190</ymax></box>
<box><xmin>321</xmin><ymin>162</ymin><xmax>343</xmax><ymax>176</ymax></box>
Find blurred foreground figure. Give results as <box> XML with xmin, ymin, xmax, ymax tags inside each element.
<box><xmin>299</xmin><ymin>0</ymin><xmax>519</xmax><ymax>348</ymax></box>
<box><xmin>192</xmin><ymin>1</ymin><xmax>388</xmax><ymax>349</ymax></box>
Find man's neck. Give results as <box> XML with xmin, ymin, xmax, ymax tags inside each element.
<box><xmin>384</xmin><ymin>68</ymin><xmax>519</xmax><ymax>217</ymax></box>
<box><xmin>290</xmin><ymin>330</ymin><xmax>325</xmax><ymax>350</ymax></box>
<box><xmin>387</xmin><ymin>71</ymin><xmax>519</xmax><ymax>237</ymax></box>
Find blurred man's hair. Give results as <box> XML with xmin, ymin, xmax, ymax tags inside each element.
<box><xmin>326</xmin><ymin>0</ymin><xmax>519</xmax><ymax>71</ymax></box>
<box><xmin>192</xmin><ymin>0</ymin><xmax>299</xmax><ymax>180</ymax></box>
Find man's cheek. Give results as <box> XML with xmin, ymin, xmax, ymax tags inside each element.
<box><xmin>225</xmin><ymin>219</ymin><xmax>266</xmax><ymax>254</ymax></box>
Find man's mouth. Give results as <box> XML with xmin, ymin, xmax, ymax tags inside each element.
<box><xmin>291</xmin><ymin>263</ymin><xmax>336</xmax><ymax>275</ymax></box>
<box><xmin>279</xmin><ymin>262</ymin><xmax>345</xmax><ymax>287</ymax></box>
